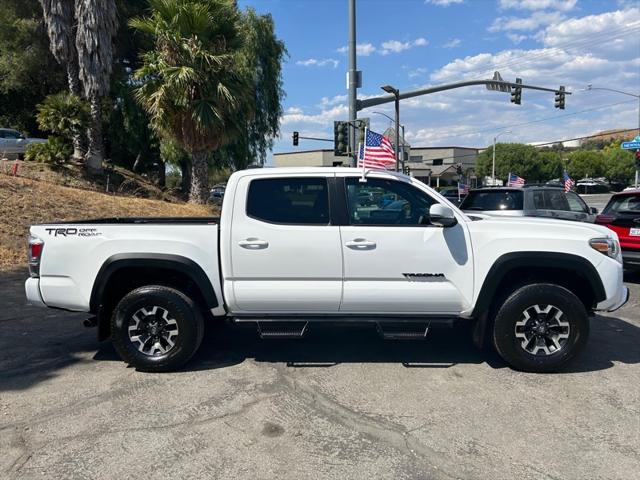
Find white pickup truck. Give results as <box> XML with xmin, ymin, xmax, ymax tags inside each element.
<box><xmin>25</xmin><ymin>168</ymin><xmax>628</xmax><ymax>373</ymax></box>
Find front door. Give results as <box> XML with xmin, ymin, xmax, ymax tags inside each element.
<box><xmin>338</xmin><ymin>175</ymin><xmax>473</xmax><ymax>314</ymax></box>
<box><xmin>227</xmin><ymin>174</ymin><xmax>343</xmax><ymax>313</ymax></box>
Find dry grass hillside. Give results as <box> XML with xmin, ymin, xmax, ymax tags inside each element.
<box><xmin>0</xmin><ymin>173</ymin><xmax>213</xmax><ymax>271</ymax></box>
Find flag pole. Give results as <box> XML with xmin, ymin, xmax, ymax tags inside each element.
<box><xmin>359</xmin><ymin>128</ymin><xmax>368</xmax><ymax>183</ymax></box>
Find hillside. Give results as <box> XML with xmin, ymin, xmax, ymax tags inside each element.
<box><xmin>0</xmin><ymin>174</ymin><xmax>213</xmax><ymax>271</ymax></box>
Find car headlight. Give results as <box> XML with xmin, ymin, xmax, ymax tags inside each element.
<box><xmin>589</xmin><ymin>237</ymin><xmax>621</xmax><ymax>261</ymax></box>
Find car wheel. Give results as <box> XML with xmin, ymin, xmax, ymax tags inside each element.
<box><xmin>492</xmin><ymin>283</ymin><xmax>589</xmax><ymax>373</ymax></box>
<box><xmin>110</xmin><ymin>285</ymin><xmax>204</xmax><ymax>372</ymax></box>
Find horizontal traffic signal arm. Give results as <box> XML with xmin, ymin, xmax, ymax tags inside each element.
<box><xmin>357</xmin><ymin>79</ymin><xmax>571</xmax><ymax>111</ymax></box>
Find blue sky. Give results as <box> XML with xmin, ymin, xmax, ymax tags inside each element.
<box><xmin>237</xmin><ymin>0</ymin><xmax>640</xmax><ymax>159</ymax></box>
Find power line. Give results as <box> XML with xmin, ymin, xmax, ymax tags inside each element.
<box><xmin>422</xmin><ymin>99</ymin><xmax>638</xmax><ymax>141</ymax></box>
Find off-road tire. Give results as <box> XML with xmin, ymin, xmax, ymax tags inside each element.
<box><xmin>492</xmin><ymin>283</ymin><xmax>589</xmax><ymax>373</ymax></box>
<box><xmin>111</xmin><ymin>285</ymin><xmax>204</xmax><ymax>372</ymax></box>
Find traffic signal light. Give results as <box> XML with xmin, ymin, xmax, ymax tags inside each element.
<box><xmin>292</xmin><ymin>131</ymin><xmax>299</xmax><ymax>146</ymax></box>
<box><xmin>555</xmin><ymin>86</ymin><xmax>565</xmax><ymax>110</ymax></box>
<box><xmin>510</xmin><ymin>78</ymin><xmax>522</xmax><ymax>105</ymax></box>
<box><xmin>635</xmin><ymin>149</ymin><xmax>640</xmax><ymax>168</ymax></box>
<box><xmin>456</xmin><ymin>163</ymin><xmax>463</xmax><ymax>175</ymax></box>
<box><xmin>334</xmin><ymin>121</ymin><xmax>350</xmax><ymax>156</ymax></box>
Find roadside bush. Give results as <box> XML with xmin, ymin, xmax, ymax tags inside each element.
<box><xmin>24</xmin><ymin>137</ymin><xmax>71</xmax><ymax>164</ymax></box>
<box><xmin>36</xmin><ymin>92</ymin><xmax>90</xmax><ymax>140</ymax></box>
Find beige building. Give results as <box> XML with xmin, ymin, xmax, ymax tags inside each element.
<box><xmin>273</xmin><ymin>146</ymin><xmax>479</xmax><ymax>188</ymax></box>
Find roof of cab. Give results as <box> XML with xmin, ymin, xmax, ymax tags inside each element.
<box><xmin>232</xmin><ymin>166</ymin><xmax>412</xmax><ymax>180</ymax></box>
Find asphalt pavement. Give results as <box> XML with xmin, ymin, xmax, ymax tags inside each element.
<box><xmin>1</xmin><ymin>267</ymin><xmax>639</xmax><ymax>480</ymax></box>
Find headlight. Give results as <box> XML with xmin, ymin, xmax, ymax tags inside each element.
<box><xmin>589</xmin><ymin>237</ymin><xmax>620</xmax><ymax>261</ymax></box>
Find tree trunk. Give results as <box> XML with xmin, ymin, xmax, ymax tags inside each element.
<box><xmin>179</xmin><ymin>157</ymin><xmax>191</xmax><ymax>195</ymax></box>
<box><xmin>86</xmin><ymin>95</ymin><xmax>104</xmax><ymax>174</ymax></box>
<box><xmin>189</xmin><ymin>151</ymin><xmax>209</xmax><ymax>204</ymax></box>
<box><xmin>158</xmin><ymin>159</ymin><xmax>166</xmax><ymax>188</ymax></box>
<box><xmin>67</xmin><ymin>59</ymin><xmax>86</xmax><ymax>162</ymax></box>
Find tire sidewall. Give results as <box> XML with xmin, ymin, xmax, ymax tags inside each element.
<box><xmin>493</xmin><ymin>284</ymin><xmax>589</xmax><ymax>372</ymax></box>
<box><xmin>111</xmin><ymin>286</ymin><xmax>202</xmax><ymax>372</ymax></box>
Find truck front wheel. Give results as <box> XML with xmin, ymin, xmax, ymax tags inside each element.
<box><xmin>110</xmin><ymin>285</ymin><xmax>204</xmax><ymax>372</ymax></box>
<box><xmin>492</xmin><ymin>284</ymin><xmax>589</xmax><ymax>373</ymax></box>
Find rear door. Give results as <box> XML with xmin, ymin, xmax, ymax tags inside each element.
<box><xmin>226</xmin><ymin>173</ymin><xmax>343</xmax><ymax>313</ymax></box>
<box><xmin>337</xmin><ymin>174</ymin><xmax>473</xmax><ymax>314</ymax></box>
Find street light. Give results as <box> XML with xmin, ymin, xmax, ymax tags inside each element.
<box><xmin>585</xmin><ymin>85</ymin><xmax>640</xmax><ymax>187</ymax></box>
<box><xmin>381</xmin><ymin>84</ymin><xmax>400</xmax><ymax>171</ymax></box>
<box><xmin>492</xmin><ymin>130</ymin><xmax>512</xmax><ymax>185</ymax></box>
<box><xmin>372</xmin><ymin>110</ymin><xmax>406</xmax><ymax>171</ymax></box>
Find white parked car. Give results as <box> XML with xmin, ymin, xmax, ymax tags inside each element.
<box><xmin>0</xmin><ymin>128</ymin><xmax>47</xmax><ymax>158</ymax></box>
<box><xmin>25</xmin><ymin>167</ymin><xmax>628</xmax><ymax>373</ymax></box>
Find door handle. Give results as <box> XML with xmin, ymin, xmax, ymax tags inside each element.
<box><xmin>238</xmin><ymin>238</ymin><xmax>269</xmax><ymax>249</ymax></box>
<box><xmin>345</xmin><ymin>238</ymin><xmax>376</xmax><ymax>250</ymax></box>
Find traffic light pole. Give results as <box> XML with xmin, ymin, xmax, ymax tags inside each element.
<box><xmin>348</xmin><ymin>0</ymin><xmax>358</xmax><ymax>166</ymax></box>
<box><xmin>356</xmin><ymin>79</ymin><xmax>569</xmax><ymax>111</ymax></box>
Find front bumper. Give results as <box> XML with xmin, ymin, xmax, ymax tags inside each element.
<box><xmin>622</xmin><ymin>249</ymin><xmax>640</xmax><ymax>268</ymax></box>
<box><xmin>25</xmin><ymin>278</ymin><xmax>46</xmax><ymax>308</ymax></box>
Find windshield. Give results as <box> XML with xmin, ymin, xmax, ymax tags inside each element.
<box><xmin>460</xmin><ymin>190</ymin><xmax>524</xmax><ymax>211</ymax></box>
<box><xmin>603</xmin><ymin>194</ymin><xmax>640</xmax><ymax>214</ymax></box>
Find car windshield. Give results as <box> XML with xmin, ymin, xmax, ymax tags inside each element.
<box><xmin>460</xmin><ymin>190</ymin><xmax>523</xmax><ymax>211</ymax></box>
<box><xmin>603</xmin><ymin>194</ymin><xmax>640</xmax><ymax>214</ymax></box>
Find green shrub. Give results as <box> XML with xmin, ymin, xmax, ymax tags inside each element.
<box><xmin>36</xmin><ymin>92</ymin><xmax>90</xmax><ymax>139</ymax></box>
<box><xmin>24</xmin><ymin>137</ymin><xmax>72</xmax><ymax>164</ymax></box>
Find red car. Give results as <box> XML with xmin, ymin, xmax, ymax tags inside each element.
<box><xmin>596</xmin><ymin>189</ymin><xmax>640</xmax><ymax>270</ymax></box>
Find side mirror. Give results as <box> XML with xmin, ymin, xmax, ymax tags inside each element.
<box><xmin>429</xmin><ymin>204</ymin><xmax>457</xmax><ymax>227</ymax></box>
<box><xmin>589</xmin><ymin>207</ymin><xmax>598</xmax><ymax>214</ymax></box>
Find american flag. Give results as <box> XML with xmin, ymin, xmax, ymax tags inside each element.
<box><xmin>357</xmin><ymin>129</ymin><xmax>396</xmax><ymax>169</ymax></box>
<box><xmin>507</xmin><ymin>172</ymin><xmax>525</xmax><ymax>187</ymax></box>
<box><xmin>458</xmin><ymin>182</ymin><xmax>469</xmax><ymax>195</ymax></box>
<box><xmin>563</xmin><ymin>170</ymin><xmax>575</xmax><ymax>192</ymax></box>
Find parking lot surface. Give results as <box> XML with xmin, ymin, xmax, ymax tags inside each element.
<box><xmin>1</xmin><ymin>268</ymin><xmax>639</xmax><ymax>480</ymax></box>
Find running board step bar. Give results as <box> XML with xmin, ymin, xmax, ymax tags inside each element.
<box><xmin>376</xmin><ymin>322</ymin><xmax>430</xmax><ymax>340</ymax></box>
<box><xmin>257</xmin><ymin>321</ymin><xmax>308</xmax><ymax>339</ymax></box>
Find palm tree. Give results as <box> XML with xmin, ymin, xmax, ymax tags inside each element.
<box><xmin>39</xmin><ymin>0</ymin><xmax>85</xmax><ymax>161</ymax></box>
<box><xmin>75</xmin><ymin>0</ymin><xmax>118</xmax><ymax>173</ymax></box>
<box><xmin>130</xmin><ymin>0</ymin><xmax>251</xmax><ymax>203</ymax></box>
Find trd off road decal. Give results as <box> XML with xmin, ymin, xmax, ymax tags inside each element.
<box><xmin>45</xmin><ymin>228</ymin><xmax>101</xmax><ymax>237</ymax></box>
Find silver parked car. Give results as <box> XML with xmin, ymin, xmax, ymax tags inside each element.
<box><xmin>0</xmin><ymin>128</ymin><xmax>47</xmax><ymax>159</ymax></box>
<box><xmin>460</xmin><ymin>185</ymin><xmax>597</xmax><ymax>223</ymax></box>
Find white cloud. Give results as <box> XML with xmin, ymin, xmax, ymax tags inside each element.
<box><xmin>489</xmin><ymin>10</ymin><xmax>566</xmax><ymax>32</ymax></box>
<box><xmin>337</xmin><ymin>43</ymin><xmax>376</xmax><ymax>56</ymax></box>
<box><xmin>498</xmin><ymin>0</ymin><xmax>577</xmax><ymax>11</ymax></box>
<box><xmin>425</xmin><ymin>0</ymin><xmax>464</xmax><ymax>6</ymax></box>
<box><xmin>507</xmin><ymin>33</ymin><xmax>528</xmax><ymax>44</ymax></box>
<box><xmin>319</xmin><ymin>94</ymin><xmax>347</xmax><ymax>107</ymax></box>
<box><xmin>339</xmin><ymin>38</ymin><xmax>429</xmax><ymax>56</ymax></box>
<box><xmin>296</xmin><ymin>58</ymin><xmax>339</xmax><ymax>68</ymax></box>
<box><xmin>443</xmin><ymin>38</ymin><xmax>461</xmax><ymax>48</ymax></box>
<box><xmin>281</xmin><ymin>104</ymin><xmax>348</xmax><ymax>127</ymax></box>
<box><xmin>408</xmin><ymin>67</ymin><xmax>428</xmax><ymax>79</ymax></box>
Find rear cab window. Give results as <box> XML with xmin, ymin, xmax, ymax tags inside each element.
<box><xmin>460</xmin><ymin>190</ymin><xmax>523</xmax><ymax>211</ymax></box>
<box><xmin>246</xmin><ymin>177</ymin><xmax>330</xmax><ymax>225</ymax></box>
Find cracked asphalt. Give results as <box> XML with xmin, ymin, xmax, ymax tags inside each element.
<box><xmin>1</xmin><ymin>269</ymin><xmax>639</xmax><ymax>480</ymax></box>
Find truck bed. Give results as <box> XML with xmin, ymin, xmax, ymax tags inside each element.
<box><xmin>35</xmin><ymin>217</ymin><xmax>220</xmax><ymax>225</ymax></box>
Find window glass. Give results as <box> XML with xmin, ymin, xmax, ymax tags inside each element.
<box><xmin>565</xmin><ymin>192</ymin><xmax>588</xmax><ymax>213</ymax></box>
<box><xmin>544</xmin><ymin>190</ymin><xmax>570</xmax><ymax>211</ymax></box>
<box><xmin>345</xmin><ymin>178</ymin><xmax>436</xmax><ymax>226</ymax></box>
<box><xmin>4</xmin><ymin>130</ymin><xmax>22</xmax><ymax>139</ymax></box>
<box><xmin>603</xmin><ymin>194</ymin><xmax>640</xmax><ymax>214</ymax></box>
<box><xmin>247</xmin><ymin>177</ymin><xmax>329</xmax><ymax>225</ymax></box>
<box><xmin>532</xmin><ymin>191</ymin><xmax>546</xmax><ymax>209</ymax></box>
<box><xmin>460</xmin><ymin>190</ymin><xmax>523</xmax><ymax>211</ymax></box>
<box><xmin>432</xmin><ymin>159</ymin><xmax>443</xmax><ymax>166</ymax></box>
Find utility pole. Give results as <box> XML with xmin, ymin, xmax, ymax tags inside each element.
<box><xmin>381</xmin><ymin>85</ymin><xmax>400</xmax><ymax>171</ymax></box>
<box><xmin>348</xmin><ymin>0</ymin><xmax>358</xmax><ymax>165</ymax></box>
<box><xmin>492</xmin><ymin>130</ymin><xmax>512</xmax><ymax>185</ymax></box>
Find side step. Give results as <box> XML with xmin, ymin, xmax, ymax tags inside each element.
<box><xmin>376</xmin><ymin>321</ymin><xmax>430</xmax><ymax>340</ymax></box>
<box><xmin>257</xmin><ymin>321</ymin><xmax>308</xmax><ymax>339</ymax></box>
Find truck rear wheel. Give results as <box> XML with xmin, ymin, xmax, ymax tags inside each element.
<box><xmin>492</xmin><ymin>283</ymin><xmax>589</xmax><ymax>373</ymax></box>
<box><xmin>110</xmin><ymin>285</ymin><xmax>204</xmax><ymax>372</ymax></box>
